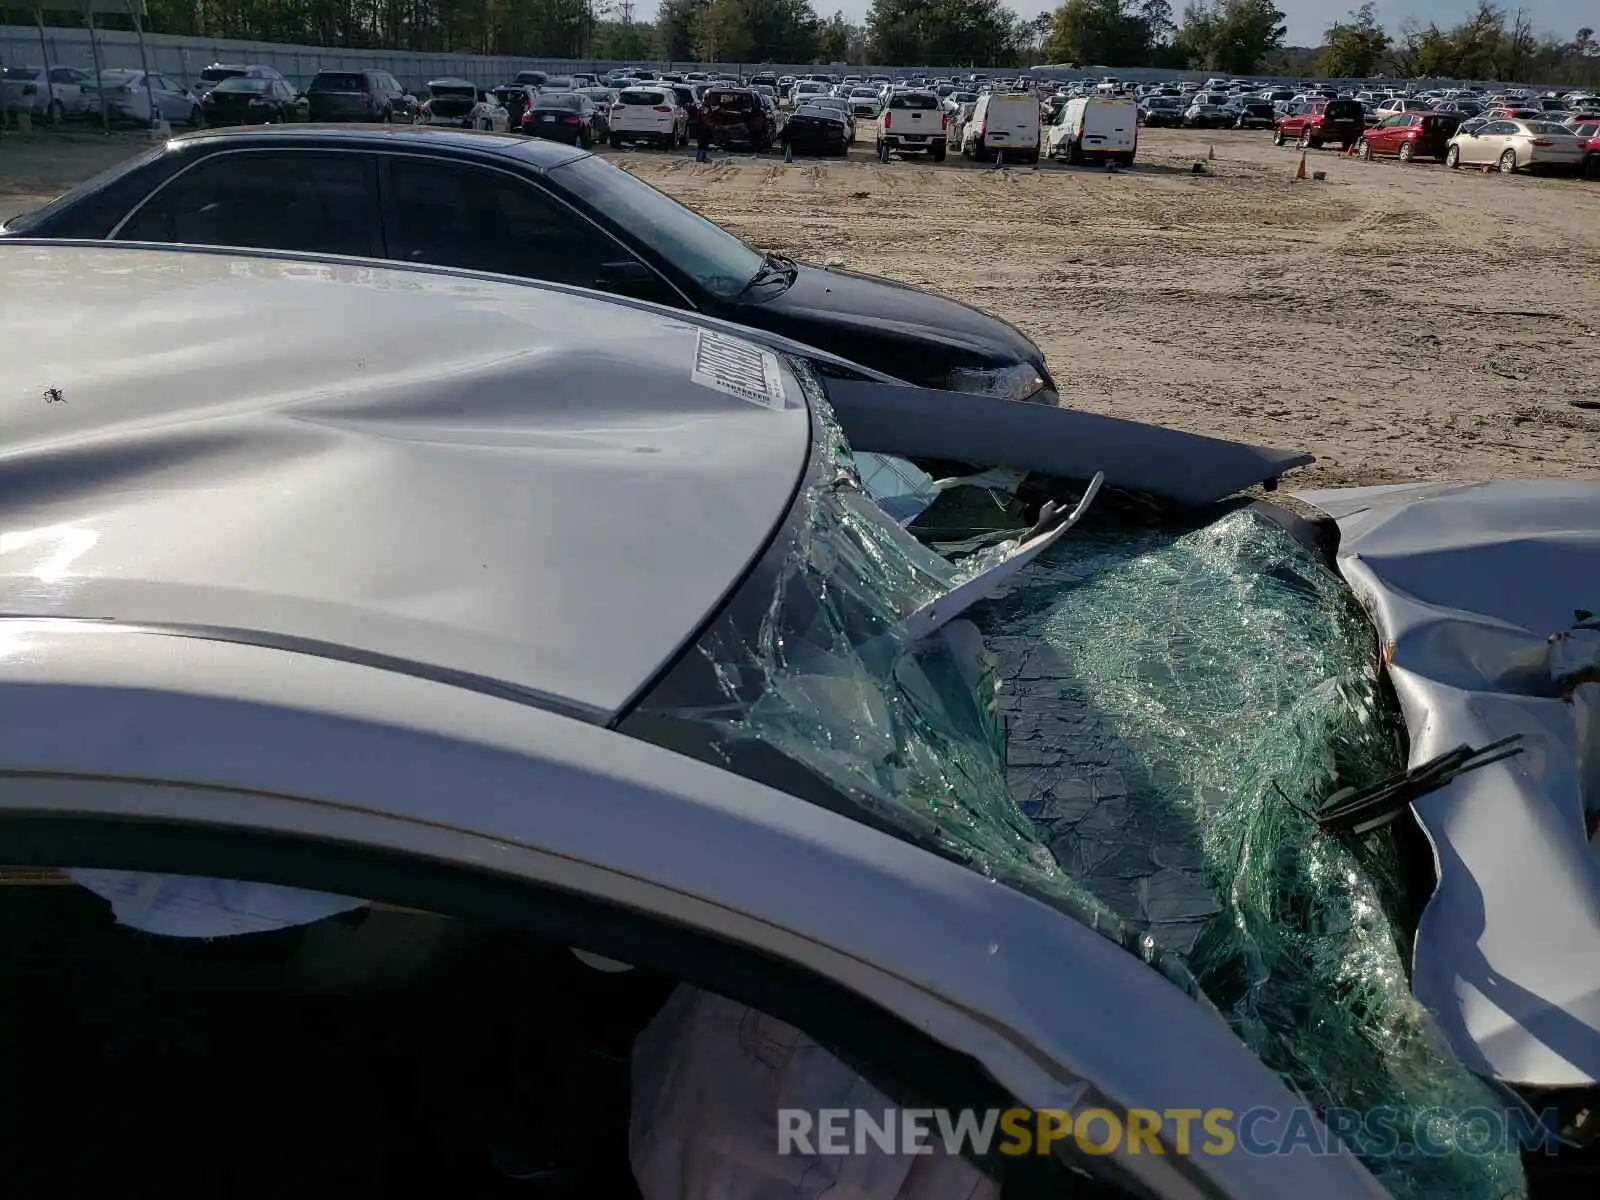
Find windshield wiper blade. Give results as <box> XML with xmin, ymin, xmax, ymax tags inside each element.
<box><xmin>1313</xmin><ymin>734</ymin><xmax>1527</xmax><ymax>837</ymax></box>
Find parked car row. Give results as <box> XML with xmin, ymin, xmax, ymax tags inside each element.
<box><xmin>1277</xmin><ymin>101</ymin><xmax>1598</xmax><ymax>176</ymax></box>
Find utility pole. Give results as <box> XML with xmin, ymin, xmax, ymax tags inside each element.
<box><xmin>619</xmin><ymin>0</ymin><xmax>633</xmax><ymax>22</ymax></box>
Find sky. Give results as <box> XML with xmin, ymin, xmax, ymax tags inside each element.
<box><xmin>630</xmin><ymin>0</ymin><xmax>1582</xmax><ymax>48</ymax></box>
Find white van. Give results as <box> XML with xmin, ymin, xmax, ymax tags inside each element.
<box><xmin>1045</xmin><ymin>96</ymin><xmax>1139</xmax><ymax>166</ymax></box>
<box><xmin>959</xmin><ymin>92</ymin><xmax>1041</xmax><ymax>162</ymax></box>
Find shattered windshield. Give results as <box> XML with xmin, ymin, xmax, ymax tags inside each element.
<box><xmin>623</xmin><ymin>375</ymin><xmax>1525</xmax><ymax>1200</ymax></box>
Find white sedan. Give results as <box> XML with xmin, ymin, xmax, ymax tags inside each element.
<box><xmin>83</xmin><ymin>68</ymin><xmax>201</xmax><ymax>126</ymax></box>
<box><xmin>416</xmin><ymin>78</ymin><xmax>509</xmax><ymax>131</ymax></box>
<box><xmin>1446</xmin><ymin>117</ymin><xmax>1588</xmax><ymax>172</ymax></box>
<box><xmin>0</xmin><ymin>64</ymin><xmax>93</xmax><ymax>123</ymax></box>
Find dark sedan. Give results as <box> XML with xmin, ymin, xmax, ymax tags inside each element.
<box><xmin>520</xmin><ymin>91</ymin><xmax>606</xmax><ymax>148</ymax></box>
<box><xmin>198</xmin><ymin>76</ymin><xmax>308</xmax><ymax>126</ymax></box>
<box><xmin>1231</xmin><ymin>101</ymin><xmax>1276</xmax><ymax>130</ymax></box>
<box><xmin>0</xmin><ymin>127</ymin><xmax>1055</xmax><ymax>401</ymax></box>
<box><xmin>783</xmin><ymin>103</ymin><xmax>852</xmax><ymax>156</ymax></box>
<box><xmin>1138</xmin><ymin>97</ymin><xmax>1184</xmax><ymax>127</ymax></box>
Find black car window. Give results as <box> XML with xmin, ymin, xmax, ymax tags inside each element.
<box><xmin>386</xmin><ymin>159</ymin><xmax>629</xmax><ymax>288</ymax></box>
<box><xmin>539</xmin><ymin>94</ymin><xmax>584</xmax><ymax>111</ymax></box>
<box><xmin>116</xmin><ymin>152</ymin><xmax>380</xmax><ymax>258</ymax></box>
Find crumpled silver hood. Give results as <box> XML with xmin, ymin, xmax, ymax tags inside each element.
<box><xmin>1298</xmin><ymin>480</ymin><xmax>1600</xmax><ymax>1087</ymax></box>
<box><xmin>0</xmin><ymin>243</ymin><xmax>809</xmax><ymax>719</ymax></box>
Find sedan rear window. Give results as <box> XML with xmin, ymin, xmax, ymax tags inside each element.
<box><xmin>212</xmin><ymin>77</ymin><xmax>271</xmax><ymax>95</ymax></box>
<box><xmin>537</xmin><ymin>93</ymin><xmax>583</xmax><ymax>111</ymax></box>
<box><xmin>309</xmin><ymin>72</ymin><xmax>365</xmax><ymax>91</ymax></box>
<box><xmin>199</xmin><ymin>67</ymin><xmax>245</xmax><ymax>83</ymax></box>
<box><xmin>115</xmin><ymin>152</ymin><xmax>377</xmax><ymax>258</ymax></box>
<box><xmin>704</xmin><ymin>90</ymin><xmax>756</xmax><ymax>111</ymax></box>
<box><xmin>890</xmin><ymin>93</ymin><xmax>938</xmax><ymax>110</ymax></box>
<box><xmin>618</xmin><ymin>89</ymin><xmax>665</xmax><ymax>106</ymax></box>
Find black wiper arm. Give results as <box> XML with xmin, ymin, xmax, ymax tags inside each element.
<box><xmin>765</xmin><ymin>249</ymin><xmax>799</xmax><ymax>280</ymax></box>
<box><xmin>735</xmin><ymin>251</ymin><xmax>794</xmax><ymax>299</ymax></box>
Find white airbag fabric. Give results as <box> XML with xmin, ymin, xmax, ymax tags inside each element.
<box><xmin>631</xmin><ymin>986</ymin><xmax>997</xmax><ymax>1200</ymax></box>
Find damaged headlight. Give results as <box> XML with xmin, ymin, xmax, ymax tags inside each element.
<box><xmin>946</xmin><ymin>362</ymin><xmax>1049</xmax><ymax>403</ymax></box>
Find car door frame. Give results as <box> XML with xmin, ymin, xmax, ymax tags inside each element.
<box><xmin>1371</xmin><ymin>114</ymin><xmax>1404</xmax><ymax>153</ymax></box>
<box><xmin>373</xmin><ymin>150</ymin><xmax>694</xmax><ymax>310</ymax></box>
<box><xmin>47</xmin><ymin>65</ymin><xmax>86</xmax><ymax>114</ymax></box>
<box><xmin>147</xmin><ymin>73</ymin><xmax>182</xmax><ymax>120</ymax></box>
<box><xmin>0</xmin><ymin>779</ymin><xmax>1076</xmax><ymax>1195</ymax></box>
<box><xmin>0</xmin><ymin>626</ymin><xmax>1391</xmax><ymax>1200</ymax></box>
<box><xmin>1475</xmin><ymin>119</ymin><xmax>1515</xmax><ymax>164</ymax></box>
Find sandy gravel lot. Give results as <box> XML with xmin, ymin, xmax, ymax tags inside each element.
<box><xmin>4</xmin><ymin>124</ymin><xmax>1597</xmax><ymax>487</ymax></box>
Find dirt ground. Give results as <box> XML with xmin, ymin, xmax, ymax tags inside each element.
<box><xmin>3</xmin><ymin>123</ymin><xmax>1597</xmax><ymax>488</ymax></box>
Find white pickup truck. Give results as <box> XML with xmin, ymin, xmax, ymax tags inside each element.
<box><xmin>875</xmin><ymin>90</ymin><xmax>948</xmax><ymax>162</ymax></box>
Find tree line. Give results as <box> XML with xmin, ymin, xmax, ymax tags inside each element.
<box><xmin>9</xmin><ymin>0</ymin><xmax>1596</xmax><ymax>82</ymax></box>
<box><xmin>1321</xmin><ymin>2</ymin><xmax>1598</xmax><ymax>87</ymax></box>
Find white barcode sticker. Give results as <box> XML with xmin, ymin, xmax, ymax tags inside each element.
<box><xmin>691</xmin><ymin>330</ymin><xmax>794</xmax><ymax>411</ymax></box>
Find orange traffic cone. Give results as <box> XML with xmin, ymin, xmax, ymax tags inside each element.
<box><xmin>1294</xmin><ymin>149</ymin><xmax>1308</xmax><ymax>180</ymax></box>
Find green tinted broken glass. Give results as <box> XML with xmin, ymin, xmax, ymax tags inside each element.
<box><xmin>657</xmin><ymin>389</ymin><xmax>1527</xmax><ymax>1199</ymax></box>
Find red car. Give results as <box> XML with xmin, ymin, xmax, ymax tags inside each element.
<box><xmin>1579</xmin><ymin>122</ymin><xmax>1600</xmax><ymax>178</ymax></box>
<box><xmin>1357</xmin><ymin>112</ymin><xmax>1463</xmax><ymax>163</ymax></box>
<box><xmin>1274</xmin><ymin>98</ymin><xmax>1365</xmax><ymax>150</ymax></box>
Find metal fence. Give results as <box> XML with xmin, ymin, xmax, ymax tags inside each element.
<box><xmin>2</xmin><ymin>25</ymin><xmax>1516</xmax><ymax>93</ymax></box>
